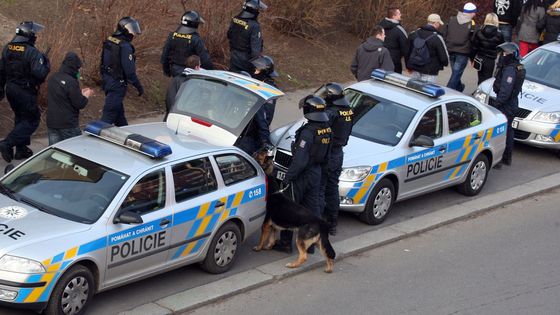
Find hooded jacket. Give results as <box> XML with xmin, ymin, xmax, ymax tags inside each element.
<box><xmin>406</xmin><ymin>24</ymin><xmax>449</xmax><ymax>75</ymax></box>
<box><xmin>544</xmin><ymin>7</ymin><xmax>560</xmax><ymax>44</ymax></box>
<box><xmin>379</xmin><ymin>18</ymin><xmax>409</xmax><ymax>66</ymax></box>
<box><xmin>472</xmin><ymin>25</ymin><xmax>505</xmax><ymax>59</ymax></box>
<box><xmin>350</xmin><ymin>37</ymin><xmax>394</xmax><ymax>81</ymax></box>
<box><xmin>47</xmin><ymin>52</ymin><xmax>88</xmax><ymax>129</ymax></box>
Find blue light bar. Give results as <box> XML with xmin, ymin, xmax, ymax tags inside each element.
<box><xmin>84</xmin><ymin>121</ymin><xmax>172</xmax><ymax>159</ymax></box>
<box><xmin>371</xmin><ymin>69</ymin><xmax>445</xmax><ymax>98</ymax></box>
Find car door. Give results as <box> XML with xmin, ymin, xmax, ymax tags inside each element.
<box><xmin>104</xmin><ymin>168</ymin><xmax>173</xmax><ymax>285</ymax></box>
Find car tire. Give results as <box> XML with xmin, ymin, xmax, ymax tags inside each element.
<box><xmin>200</xmin><ymin>221</ymin><xmax>241</xmax><ymax>274</ymax></box>
<box><xmin>458</xmin><ymin>154</ymin><xmax>489</xmax><ymax>196</ymax></box>
<box><xmin>359</xmin><ymin>178</ymin><xmax>395</xmax><ymax>225</ymax></box>
<box><xmin>44</xmin><ymin>265</ymin><xmax>95</xmax><ymax>315</ymax></box>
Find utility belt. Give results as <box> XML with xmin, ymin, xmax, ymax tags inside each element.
<box><xmin>6</xmin><ymin>79</ymin><xmax>39</xmax><ymax>94</ymax></box>
<box><xmin>100</xmin><ymin>65</ymin><xmax>125</xmax><ymax>81</ymax></box>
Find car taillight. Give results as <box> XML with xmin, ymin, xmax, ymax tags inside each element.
<box><xmin>191</xmin><ymin>117</ymin><xmax>212</xmax><ymax>127</ymax></box>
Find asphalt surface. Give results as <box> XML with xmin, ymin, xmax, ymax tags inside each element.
<box><xmin>0</xmin><ymin>67</ymin><xmax>558</xmax><ymax>315</ymax></box>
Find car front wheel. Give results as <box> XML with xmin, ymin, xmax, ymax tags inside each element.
<box><xmin>200</xmin><ymin>221</ymin><xmax>241</xmax><ymax>274</ymax></box>
<box><xmin>359</xmin><ymin>178</ymin><xmax>395</xmax><ymax>225</ymax></box>
<box><xmin>458</xmin><ymin>154</ymin><xmax>489</xmax><ymax>196</ymax></box>
<box><xmin>45</xmin><ymin>265</ymin><xmax>95</xmax><ymax>315</ymax></box>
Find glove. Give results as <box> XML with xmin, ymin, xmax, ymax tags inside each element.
<box><xmin>136</xmin><ymin>84</ymin><xmax>144</xmax><ymax>97</ymax></box>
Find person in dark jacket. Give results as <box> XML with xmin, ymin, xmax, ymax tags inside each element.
<box><xmin>0</xmin><ymin>21</ymin><xmax>50</xmax><ymax>163</ymax></box>
<box><xmin>47</xmin><ymin>52</ymin><xmax>94</xmax><ymax>145</ymax></box>
<box><xmin>517</xmin><ymin>0</ymin><xmax>547</xmax><ymax>57</ymax></box>
<box><xmin>379</xmin><ymin>6</ymin><xmax>409</xmax><ymax>73</ymax></box>
<box><xmin>443</xmin><ymin>2</ymin><xmax>478</xmax><ymax>92</ymax></box>
<box><xmin>351</xmin><ymin>26</ymin><xmax>394</xmax><ymax>81</ymax></box>
<box><xmin>160</xmin><ymin>10</ymin><xmax>213</xmax><ymax>77</ymax></box>
<box><xmin>100</xmin><ymin>17</ymin><xmax>143</xmax><ymax>127</ymax></box>
<box><xmin>406</xmin><ymin>14</ymin><xmax>449</xmax><ymax>83</ymax></box>
<box><xmin>492</xmin><ymin>42</ymin><xmax>525</xmax><ymax>169</ymax></box>
<box><xmin>164</xmin><ymin>55</ymin><xmax>201</xmax><ymax>121</ymax></box>
<box><xmin>472</xmin><ymin>13</ymin><xmax>505</xmax><ymax>84</ymax></box>
<box><xmin>543</xmin><ymin>0</ymin><xmax>560</xmax><ymax>44</ymax></box>
<box><xmin>494</xmin><ymin>0</ymin><xmax>523</xmax><ymax>42</ymax></box>
<box><xmin>227</xmin><ymin>0</ymin><xmax>267</xmax><ymax>73</ymax></box>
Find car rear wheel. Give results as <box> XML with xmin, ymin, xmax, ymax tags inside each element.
<box><xmin>359</xmin><ymin>178</ymin><xmax>395</xmax><ymax>225</ymax></box>
<box><xmin>200</xmin><ymin>221</ymin><xmax>241</xmax><ymax>274</ymax></box>
<box><xmin>44</xmin><ymin>265</ymin><xmax>95</xmax><ymax>315</ymax></box>
<box><xmin>458</xmin><ymin>154</ymin><xmax>489</xmax><ymax>196</ymax></box>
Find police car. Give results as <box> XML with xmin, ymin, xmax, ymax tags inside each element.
<box><xmin>473</xmin><ymin>40</ymin><xmax>560</xmax><ymax>152</ymax></box>
<box><xmin>271</xmin><ymin>70</ymin><xmax>507</xmax><ymax>225</ymax></box>
<box><xmin>0</xmin><ymin>120</ymin><xmax>267</xmax><ymax>314</ymax></box>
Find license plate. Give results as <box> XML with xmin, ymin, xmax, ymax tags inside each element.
<box><xmin>512</xmin><ymin>120</ymin><xmax>518</xmax><ymax>129</ymax></box>
<box><xmin>276</xmin><ymin>170</ymin><xmax>286</xmax><ymax>181</ymax></box>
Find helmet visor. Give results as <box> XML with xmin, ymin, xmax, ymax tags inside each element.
<box><xmin>305</xmin><ymin>112</ymin><xmax>329</xmax><ymax>122</ymax></box>
<box><xmin>30</xmin><ymin>22</ymin><xmax>45</xmax><ymax>33</ymax></box>
<box><xmin>313</xmin><ymin>85</ymin><xmax>328</xmax><ymax>99</ymax></box>
<box><xmin>332</xmin><ymin>96</ymin><xmax>350</xmax><ymax>106</ymax></box>
<box><xmin>257</xmin><ymin>0</ymin><xmax>268</xmax><ymax>10</ymax></box>
<box><xmin>124</xmin><ymin>20</ymin><xmax>142</xmax><ymax>35</ymax></box>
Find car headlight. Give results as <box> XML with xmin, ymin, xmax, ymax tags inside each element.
<box><xmin>0</xmin><ymin>255</ymin><xmax>45</xmax><ymax>273</ymax></box>
<box><xmin>472</xmin><ymin>89</ymin><xmax>489</xmax><ymax>104</ymax></box>
<box><xmin>532</xmin><ymin>111</ymin><xmax>560</xmax><ymax>123</ymax></box>
<box><xmin>339</xmin><ymin>166</ymin><xmax>371</xmax><ymax>182</ymax></box>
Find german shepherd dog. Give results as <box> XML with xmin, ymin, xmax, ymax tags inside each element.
<box><xmin>252</xmin><ymin>149</ymin><xmax>336</xmax><ymax>273</ymax></box>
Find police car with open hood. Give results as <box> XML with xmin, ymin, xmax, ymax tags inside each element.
<box><xmin>271</xmin><ymin>70</ymin><xmax>507</xmax><ymax>225</ymax></box>
<box><xmin>473</xmin><ymin>39</ymin><xmax>560</xmax><ymax>152</ymax></box>
<box><xmin>0</xmin><ymin>69</ymin><xmax>283</xmax><ymax>314</ymax></box>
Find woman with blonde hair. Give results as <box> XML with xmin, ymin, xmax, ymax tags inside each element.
<box><xmin>543</xmin><ymin>0</ymin><xmax>560</xmax><ymax>44</ymax></box>
<box><xmin>471</xmin><ymin>13</ymin><xmax>505</xmax><ymax>84</ymax></box>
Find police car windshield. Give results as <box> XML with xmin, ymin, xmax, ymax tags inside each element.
<box><xmin>522</xmin><ymin>48</ymin><xmax>560</xmax><ymax>89</ymax></box>
<box><xmin>0</xmin><ymin>148</ymin><xmax>129</xmax><ymax>224</ymax></box>
<box><xmin>346</xmin><ymin>89</ymin><xmax>417</xmax><ymax>146</ymax></box>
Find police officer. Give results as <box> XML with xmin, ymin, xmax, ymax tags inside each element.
<box><xmin>100</xmin><ymin>16</ymin><xmax>143</xmax><ymax>127</ymax></box>
<box><xmin>315</xmin><ymin>83</ymin><xmax>353</xmax><ymax>235</ymax></box>
<box><xmin>492</xmin><ymin>42</ymin><xmax>525</xmax><ymax>169</ymax></box>
<box><xmin>273</xmin><ymin>95</ymin><xmax>332</xmax><ymax>253</ymax></box>
<box><xmin>0</xmin><ymin>21</ymin><xmax>50</xmax><ymax>163</ymax></box>
<box><xmin>161</xmin><ymin>10</ymin><xmax>213</xmax><ymax>77</ymax></box>
<box><xmin>236</xmin><ymin>55</ymin><xmax>278</xmax><ymax>155</ymax></box>
<box><xmin>227</xmin><ymin>0</ymin><xmax>268</xmax><ymax>73</ymax></box>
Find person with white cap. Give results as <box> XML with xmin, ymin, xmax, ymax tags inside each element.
<box><xmin>406</xmin><ymin>13</ymin><xmax>449</xmax><ymax>83</ymax></box>
<box><xmin>442</xmin><ymin>2</ymin><xmax>478</xmax><ymax>92</ymax></box>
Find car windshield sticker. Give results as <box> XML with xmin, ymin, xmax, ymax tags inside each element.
<box><xmin>0</xmin><ymin>206</ymin><xmax>28</xmax><ymax>220</ymax></box>
<box><xmin>396</xmin><ymin>131</ymin><xmax>403</xmax><ymax>138</ymax></box>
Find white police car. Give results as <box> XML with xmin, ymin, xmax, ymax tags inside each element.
<box><xmin>0</xmin><ymin>121</ymin><xmax>267</xmax><ymax>314</ymax></box>
<box><xmin>473</xmin><ymin>40</ymin><xmax>560</xmax><ymax>151</ymax></box>
<box><xmin>271</xmin><ymin>70</ymin><xmax>507</xmax><ymax>225</ymax></box>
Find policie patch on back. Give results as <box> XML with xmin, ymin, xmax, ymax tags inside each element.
<box><xmin>506</xmin><ymin>76</ymin><xmax>513</xmax><ymax>84</ymax></box>
<box><xmin>299</xmin><ymin>140</ymin><xmax>306</xmax><ymax>148</ymax></box>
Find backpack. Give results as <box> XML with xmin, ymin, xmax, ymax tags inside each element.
<box><xmin>409</xmin><ymin>32</ymin><xmax>437</xmax><ymax>68</ymax></box>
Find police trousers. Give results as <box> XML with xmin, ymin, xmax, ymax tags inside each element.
<box><xmin>323</xmin><ymin>146</ymin><xmax>344</xmax><ymax>220</ymax></box>
<box><xmin>4</xmin><ymin>83</ymin><xmax>40</xmax><ymax>148</ymax></box>
<box><xmin>101</xmin><ymin>84</ymin><xmax>128</xmax><ymax>127</ymax></box>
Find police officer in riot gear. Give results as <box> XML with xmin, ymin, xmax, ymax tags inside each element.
<box><xmin>0</xmin><ymin>21</ymin><xmax>50</xmax><ymax>163</ymax></box>
<box><xmin>227</xmin><ymin>0</ymin><xmax>268</xmax><ymax>73</ymax></box>
<box><xmin>315</xmin><ymin>83</ymin><xmax>353</xmax><ymax>235</ymax></box>
<box><xmin>236</xmin><ymin>55</ymin><xmax>279</xmax><ymax>155</ymax></box>
<box><xmin>100</xmin><ymin>16</ymin><xmax>143</xmax><ymax>127</ymax></box>
<box><xmin>273</xmin><ymin>95</ymin><xmax>332</xmax><ymax>253</ymax></box>
<box><xmin>161</xmin><ymin>10</ymin><xmax>213</xmax><ymax>77</ymax></box>
<box><xmin>492</xmin><ymin>42</ymin><xmax>525</xmax><ymax>169</ymax></box>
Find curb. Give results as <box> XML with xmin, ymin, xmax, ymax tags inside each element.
<box><xmin>118</xmin><ymin>172</ymin><xmax>560</xmax><ymax>315</ymax></box>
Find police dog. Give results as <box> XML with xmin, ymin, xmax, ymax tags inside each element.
<box><xmin>252</xmin><ymin>149</ymin><xmax>336</xmax><ymax>273</ymax></box>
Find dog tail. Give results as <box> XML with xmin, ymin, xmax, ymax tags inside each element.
<box><xmin>319</xmin><ymin>222</ymin><xmax>336</xmax><ymax>259</ymax></box>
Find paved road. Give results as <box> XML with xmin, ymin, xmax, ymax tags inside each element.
<box><xmin>0</xmin><ymin>67</ymin><xmax>557</xmax><ymax>315</ymax></box>
<box><xmin>188</xmin><ymin>188</ymin><xmax>560</xmax><ymax>315</ymax></box>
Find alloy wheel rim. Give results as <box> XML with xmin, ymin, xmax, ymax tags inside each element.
<box><xmin>373</xmin><ymin>188</ymin><xmax>392</xmax><ymax>219</ymax></box>
<box><xmin>61</xmin><ymin>276</ymin><xmax>89</xmax><ymax>315</ymax></box>
<box><xmin>214</xmin><ymin>231</ymin><xmax>238</xmax><ymax>267</ymax></box>
<box><xmin>470</xmin><ymin>161</ymin><xmax>487</xmax><ymax>191</ymax></box>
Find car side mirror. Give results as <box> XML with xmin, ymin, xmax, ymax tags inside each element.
<box><xmin>409</xmin><ymin>135</ymin><xmax>435</xmax><ymax>148</ymax></box>
<box><xmin>113</xmin><ymin>211</ymin><xmax>143</xmax><ymax>225</ymax></box>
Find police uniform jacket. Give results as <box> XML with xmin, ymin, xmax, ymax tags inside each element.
<box><xmin>379</xmin><ymin>18</ymin><xmax>409</xmax><ymax>66</ymax></box>
<box><xmin>325</xmin><ymin>105</ymin><xmax>353</xmax><ymax>148</ymax></box>
<box><xmin>160</xmin><ymin>27</ymin><xmax>213</xmax><ymax>77</ymax></box>
<box><xmin>351</xmin><ymin>37</ymin><xmax>394</xmax><ymax>82</ymax></box>
<box><xmin>406</xmin><ymin>25</ymin><xmax>449</xmax><ymax>75</ymax></box>
<box><xmin>227</xmin><ymin>14</ymin><xmax>263</xmax><ymax>71</ymax></box>
<box><xmin>492</xmin><ymin>55</ymin><xmax>526</xmax><ymax>117</ymax></box>
<box><xmin>100</xmin><ymin>34</ymin><xmax>143</xmax><ymax>92</ymax></box>
<box><xmin>242</xmin><ymin>75</ymin><xmax>276</xmax><ymax>146</ymax></box>
<box><xmin>0</xmin><ymin>35</ymin><xmax>50</xmax><ymax>94</ymax></box>
<box><xmin>472</xmin><ymin>25</ymin><xmax>505</xmax><ymax>59</ymax></box>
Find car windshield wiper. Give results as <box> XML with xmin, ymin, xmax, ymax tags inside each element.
<box><xmin>0</xmin><ymin>183</ymin><xmax>19</xmax><ymax>201</ymax></box>
<box><xmin>18</xmin><ymin>196</ymin><xmax>52</xmax><ymax>215</ymax></box>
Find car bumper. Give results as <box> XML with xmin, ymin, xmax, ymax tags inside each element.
<box><xmin>0</xmin><ymin>273</ymin><xmax>49</xmax><ymax>311</ymax></box>
<box><xmin>513</xmin><ymin>118</ymin><xmax>560</xmax><ymax>149</ymax></box>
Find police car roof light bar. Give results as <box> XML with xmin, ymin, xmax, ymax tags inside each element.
<box><xmin>371</xmin><ymin>69</ymin><xmax>445</xmax><ymax>98</ymax></box>
<box><xmin>84</xmin><ymin>121</ymin><xmax>172</xmax><ymax>159</ymax></box>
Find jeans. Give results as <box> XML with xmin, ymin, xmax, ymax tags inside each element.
<box><xmin>48</xmin><ymin>127</ymin><xmax>82</xmax><ymax>145</ymax></box>
<box><xmin>411</xmin><ymin>71</ymin><xmax>437</xmax><ymax>83</ymax></box>
<box><xmin>499</xmin><ymin>24</ymin><xmax>513</xmax><ymax>42</ymax></box>
<box><xmin>446</xmin><ymin>53</ymin><xmax>469</xmax><ymax>92</ymax></box>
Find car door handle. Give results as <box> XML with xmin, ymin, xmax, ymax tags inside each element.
<box><xmin>438</xmin><ymin>146</ymin><xmax>446</xmax><ymax>153</ymax></box>
<box><xmin>159</xmin><ymin>219</ymin><xmax>170</xmax><ymax>227</ymax></box>
<box><xmin>473</xmin><ymin>135</ymin><xmax>481</xmax><ymax>140</ymax></box>
<box><xmin>215</xmin><ymin>201</ymin><xmax>225</xmax><ymax>208</ymax></box>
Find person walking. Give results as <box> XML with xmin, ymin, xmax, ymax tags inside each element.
<box><xmin>406</xmin><ymin>14</ymin><xmax>449</xmax><ymax>83</ymax></box>
<box><xmin>160</xmin><ymin>10</ymin><xmax>213</xmax><ymax>77</ymax></box>
<box><xmin>494</xmin><ymin>0</ymin><xmax>523</xmax><ymax>42</ymax></box>
<box><xmin>0</xmin><ymin>21</ymin><xmax>50</xmax><ymax>163</ymax></box>
<box><xmin>351</xmin><ymin>26</ymin><xmax>394</xmax><ymax>82</ymax></box>
<box><xmin>517</xmin><ymin>0</ymin><xmax>547</xmax><ymax>57</ymax></box>
<box><xmin>379</xmin><ymin>6</ymin><xmax>409</xmax><ymax>74</ymax></box>
<box><xmin>47</xmin><ymin>52</ymin><xmax>94</xmax><ymax>145</ymax></box>
<box><xmin>543</xmin><ymin>0</ymin><xmax>560</xmax><ymax>44</ymax></box>
<box><xmin>472</xmin><ymin>13</ymin><xmax>505</xmax><ymax>84</ymax></box>
<box><xmin>227</xmin><ymin>0</ymin><xmax>267</xmax><ymax>73</ymax></box>
<box><xmin>100</xmin><ymin>16</ymin><xmax>143</xmax><ymax>127</ymax></box>
<box><xmin>443</xmin><ymin>2</ymin><xmax>478</xmax><ymax>92</ymax></box>
<box><xmin>492</xmin><ymin>42</ymin><xmax>525</xmax><ymax>169</ymax></box>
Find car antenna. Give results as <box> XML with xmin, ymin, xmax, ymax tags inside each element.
<box><xmin>175</xmin><ymin>120</ymin><xmax>180</xmax><ymax>135</ymax></box>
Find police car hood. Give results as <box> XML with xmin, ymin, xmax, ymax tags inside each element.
<box><xmin>0</xmin><ymin>196</ymin><xmax>90</xmax><ymax>255</ymax></box>
<box><xmin>166</xmin><ymin>70</ymin><xmax>284</xmax><ymax>146</ymax></box>
<box><xmin>478</xmin><ymin>78</ymin><xmax>560</xmax><ymax>112</ymax></box>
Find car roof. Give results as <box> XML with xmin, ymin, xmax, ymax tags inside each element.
<box><xmin>348</xmin><ymin>78</ymin><xmax>472</xmax><ymax>111</ymax></box>
<box><xmin>538</xmin><ymin>40</ymin><xmax>560</xmax><ymax>53</ymax></box>
<box><xmin>54</xmin><ymin>122</ymin><xmax>233</xmax><ymax>176</ymax></box>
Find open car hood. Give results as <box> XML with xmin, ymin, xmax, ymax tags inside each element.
<box><xmin>166</xmin><ymin>70</ymin><xmax>284</xmax><ymax>146</ymax></box>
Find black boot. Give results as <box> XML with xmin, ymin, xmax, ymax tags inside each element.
<box><xmin>0</xmin><ymin>141</ymin><xmax>13</xmax><ymax>163</ymax></box>
<box><xmin>306</xmin><ymin>244</ymin><xmax>315</xmax><ymax>254</ymax></box>
<box><xmin>14</xmin><ymin>146</ymin><xmax>33</xmax><ymax>160</ymax></box>
<box><xmin>271</xmin><ymin>230</ymin><xmax>293</xmax><ymax>254</ymax></box>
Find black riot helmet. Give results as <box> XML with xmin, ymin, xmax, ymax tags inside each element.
<box><xmin>15</xmin><ymin>21</ymin><xmax>44</xmax><ymax>44</ymax></box>
<box><xmin>251</xmin><ymin>55</ymin><xmax>278</xmax><ymax>77</ymax></box>
<box><xmin>116</xmin><ymin>16</ymin><xmax>142</xmax><ymax>40</ymax></box>
<box><xmin>497</xmin><ymin>42</ymin><xmax>520</xmax><ymax>59</ymax></box>
<box><xmin>240</xmin><ymin>0</ymin><xmax>268</xmax><ymax>18</ymax></box>
<box><xmin>181</xmin><ymin>10</ymin><xmax>205</xmax><ymax>30</ymax></box>
<box><xmin>299</xmin><ymin>95</ymin><xmax>329</xmax><ymax>122</ymax></box>
<box><xmin>314</xmin><ymin>82</ymin><xmax>350</xmax><ymax>107</ymax></box>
